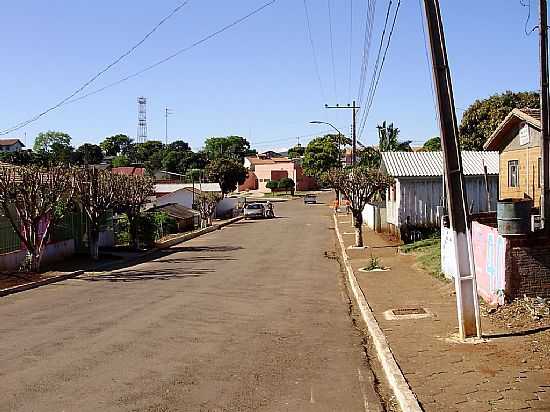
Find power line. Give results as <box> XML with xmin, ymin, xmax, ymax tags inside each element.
<box><xmin>327</xmin><ymin>0</ymin><xmax>338</xmax><ymax>99</ymax></box>
<box><xmin>356</xmin><ymin>0</ymin><xmax>377</xmax><ymax>107</ymax></box>
<box><xmin>4</xmin><ymin>0</ymin><xmax>277</xmax><ymax>132</ymax></box>
<box><xmin>360</xmin><ymin>0</ymin><xmax>392</xmax><ymax>111</ymax></box>
<box><xmin>520</xmin><ymin>0</ymin><xmax>538</xmax><ymax>36</ymax></box>
<box><xmin>358</xmin><ymin>0</ymin><xmax>401</xmax><ymax>139</ymax></box>
<box><xmin>251</xmin><ymin>130</ymin><xmax>333</xmax><ymax>145</ymax></box>
<box><xmin>0</xmin><ymin>0</ymin><xmax>191</xmax><ymax>135</ymax></box>
<box><xmin>348</xmin><ymin>0</ymin><xmax>354</xmax><ymax>100</ymax></box>
<box><xmin>362</xmin><ymin>0</ymin><xmax>401</xmax><ymax>126</ymax></box>
<box><xmin>303</xmin><ymin>0</ymin><xmax>326</xmax><ymax>101</ymax></box>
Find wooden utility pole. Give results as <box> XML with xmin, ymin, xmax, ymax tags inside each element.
<box><xmin>540</xmin><ymin>0</ymin><xmax>550</xmax><ymax>232</ymax></box>
<box><xmin>422</xmin><ymin>0</ymin><xmax>481</xmax><ymax>339</ymax></box>
<box><xmin>325</xmin><ymin>101</ymin><xmax>359</xmax><ymax>165</ymax></box>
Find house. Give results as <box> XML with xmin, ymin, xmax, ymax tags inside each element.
<box><xmin>0</xmin><ymin>139</ymin><xmax>25</xmax><ymax>152</ymax></box>
<box><xmin>149</xmin><ymin>203</ymin><xmax>200</xmax><ymax>231</ymax></box>
<box><xmin>380</xmin><ymin>151</ymin><xmax>499</xmax><ymax>235</ymax></box>
<box><xmin>241</xmin><ymin>155</ymin><xmax>317</xmax><ymax>193</ymax></box>
<box><xmin>484</xmin><ymin>108</ymin><xmax>543</xmax><ymax>208</ymax></box>
<box><xmin>154</xmin><ymin>183</ymin><xmax>237</xmax><ymax>218</ymax></box>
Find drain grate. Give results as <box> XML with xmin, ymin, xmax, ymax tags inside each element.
<box><xmin>384</xmin><ymin>307</ymin><xmax>433</xmax><ymax>320</ymax></box>
<box><xmin>324</xmin><ymin>251</ymin><xmax>338</xmax><ymax>260</ymax></box>
<box><xmin>392</xmin><ymin>308</ymin><xmax>427</xmax><ymax>316</ymax></box>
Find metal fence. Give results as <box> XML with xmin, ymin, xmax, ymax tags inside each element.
<box><xmin>0</xmin><ymin>210</ymin><xmax>114</xmax><ymax>255</ymax></box>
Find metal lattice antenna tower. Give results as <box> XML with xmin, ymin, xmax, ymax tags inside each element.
<box><xmin>137</xmin><ymin>97</ymin><xmax>148</xmax><ymax>143</ymax></box>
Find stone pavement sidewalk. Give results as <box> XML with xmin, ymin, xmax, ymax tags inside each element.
<box><xmin>334</xmin><ymin>214</ymin><xmax>550</xmax><ymax>411</ymax></box>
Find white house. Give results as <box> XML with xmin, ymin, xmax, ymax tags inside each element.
<box><xmin>0</xmin><ymin>139</ymin><xmax>25</xmax><ymax>152</ymax></box>
<box><xmin>154</xmin><ymin>183</ymin><xmax>237</xmax><ymax>218</ymax></box>
<box><xmin>380</xmin><ymin>151</ymin><xmax>499</xmax><ymax>235</ymax></box>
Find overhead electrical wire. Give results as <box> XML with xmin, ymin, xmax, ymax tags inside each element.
<box><xmin>0</xmin><ymin>0</ymin><xmax>192</xmax><ymax>135</ymax></box>
<box><xmin>251</xmin><ymin>129</ymin><xmax>333</xmax><ymax>145</ymax></box>
<box><xmin>361</xmin><ymin>0</ymin><xmax>401</xmax><ymax>126</ymax></box>
<box><xmin>348</xmin><ymin>0</ymin><xmax>354</xmax><ymax>100</ymax></box>
<box><xmin>357</xmin><ymin>0</ymin><xmax>401</xmax><ymax>139</ymax></box>
<box><xmin>327</xmin><ymin>0</ymin><xmax>338</xmax><ymax>99</ymax></box>
<box><xmin>303</xmin><ymin>0</ymin><xmax>326</xmax><ymax>101</ymax></box>
<box><xmin>62</xmin><ymin>0</ymin><xmax>277</xmax><ymax>107</ymax></box>
<box><xmin>356</xmin><ymin>0</ymin><xmax>377</xmax><ymax>108</ymax></box>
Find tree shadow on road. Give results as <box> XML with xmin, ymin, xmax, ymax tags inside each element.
<box><xmin>84</xmin><ymin>267</ymin><xmax>213</xmax><ymax>283</ymax></box>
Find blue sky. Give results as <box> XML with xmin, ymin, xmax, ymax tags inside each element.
<box><xmin>0</xmin><ymin>0</ymin><xmax>541</xmax><ymax>152</ymax></box>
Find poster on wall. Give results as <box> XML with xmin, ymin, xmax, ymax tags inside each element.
<box><xmin>519</xmin><ymin>122</ymin><xmax>530</xmax><ymax>146</ymax></box>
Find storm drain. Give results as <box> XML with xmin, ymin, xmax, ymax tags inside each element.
<box><xmin>384</xmin><ymin>307</ymin><xmax>434</xmax><ymax>320</ymax></box>
<box><xmin>324</xmin><ymin>251</ymin><xmax>338</xmax><ymax>260</ymax></box>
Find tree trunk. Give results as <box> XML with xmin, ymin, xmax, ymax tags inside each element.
<box><xmin>128</xmin><ymin>215</ymin><xmax>138</xmax><ymax>250</ymax></box>
<box><xmin>89</xmin><ymin>229</ymin><xmax>100</xmax><ymax>260</ymax></box>
<box><xmin>28</xmin><ymin>251</ymin><xmax>41</xmax><ymax>273</ymax></box>
<box><xmin>353</xmin><ymin>210</ymin><xmax>364</xmax><ymax>247</ymax></box>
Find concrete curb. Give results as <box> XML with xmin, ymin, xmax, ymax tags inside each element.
<box><xmin>0</xmin><ymin>216</ymin><xmax>244</xmax><ymax>298</ymax></box>
<box><xmin>333</xmin><ymin>214</ymin><xmax>422</xmax><ymax>412</ymax></box>
<box><xmin>154</xmin><ymin>216</ymin><xmax>244</xmax><ymax>250</ymax></box>
<box><xmin>0</xmin><ymin>270</ymin><xmax>84</xmax><ymax>298</ymax></box>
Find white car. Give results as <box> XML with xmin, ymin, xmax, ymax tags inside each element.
<box><xmin>243</xmin><ymin>203</ymin><xmax>265</xmax><ymax>219</ymax></box>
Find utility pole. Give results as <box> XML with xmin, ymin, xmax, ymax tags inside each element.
<box><xmin>164</xmin><ymin>107</ymin><xmax>173</xmax><ymax>146</ymax></box>
<box><xmin>540</xmin><ymin>0</ymin><xmax>550</xmax><ymax>233</ymax></box>
<box><xmin>423</xmin><ymin>0</ymin><xmax>481</xmax><ymax>339</ymax></box>
<box><xmin>325</xmin><ymin>100</ymin><xmax>359</xmax><ymax>165</ymax></box>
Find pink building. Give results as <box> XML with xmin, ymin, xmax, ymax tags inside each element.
<box><xmin>240</xmin><ymin>155</ymin><xmax>317</xmax><ymax>193</ymax></box>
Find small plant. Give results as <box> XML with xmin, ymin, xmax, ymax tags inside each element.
<box><xmin>365</xmin><ymin>253</ymin><xmax>383</xmax><ymax>271</ymax></box>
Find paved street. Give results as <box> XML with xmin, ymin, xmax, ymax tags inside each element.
<box><xmin>1</xmin><ymin>195</ymin><xmax>381</xmax><ymax>412</ymax></box>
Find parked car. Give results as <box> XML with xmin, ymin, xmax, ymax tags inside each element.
<box><xmin>304</xmin><ymin>194</ymin><xmax>317</xmax><ymax>204</ymax></box>
<box><xmin>244</xmin><ymin>203</ymin><xmax>265</xmax><ymax>219</ymax></box>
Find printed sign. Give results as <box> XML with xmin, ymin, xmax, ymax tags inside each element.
<box><xmin>519</xmin><ymin>122</ymin><xmax>530</xmax><ymax>146</ymax></box>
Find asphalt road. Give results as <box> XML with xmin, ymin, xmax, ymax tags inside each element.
<box><xmin>1</xmin><ymin>194</ymin><xmax>382</xmax><ymax>412</ymax></box>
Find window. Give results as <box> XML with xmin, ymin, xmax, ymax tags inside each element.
<box><xmin>508</xmin><ymin>160</ymin><xmax>519</xmax><ymax>188</ymax></box>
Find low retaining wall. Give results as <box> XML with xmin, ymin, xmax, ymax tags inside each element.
<box><xmin>442</xmin><ymin>222</ymin><xmax>507</xmax><ymax>305</ymax></box>
<box><xmin>0</xmin><ymin>239</ymin><xmax>76</xmax><ymax>272</ymax></box>
<box><xmin>442</xmin><ymin>222</ymin><xmax>550</xmax><ymax>303</ymax></box>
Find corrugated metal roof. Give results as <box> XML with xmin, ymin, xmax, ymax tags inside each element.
<box><xmin>381</xmin><ymin>151</ymin><xmax>499</xmax><ymax>177</ymax></box>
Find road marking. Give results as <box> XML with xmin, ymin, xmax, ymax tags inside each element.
<box><xmin>357</xmin><ymin>368</ymin><xmax>371</xmax><ymax>412</ymax></box>
<box><xmin>310</xmin><ymin>386</ymin><xmax>315</xmax><ymax>404</ymax></box>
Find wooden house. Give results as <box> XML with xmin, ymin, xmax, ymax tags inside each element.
<box><xmin>484</xmin><ymin>108</ymin><xmax>543</xmax><ymax>208</ymax></box>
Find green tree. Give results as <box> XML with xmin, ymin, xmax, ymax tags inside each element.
<box><xmin>266</xmin><ymin>180</ymin><xmax>279</xmax><ymax>192</ymax></box>
<box><xmin>74</xmin><ymin>143</ymin><xmax>104</xmax><ymax>165</ymax></box>
<box><xmin>302</xmin><ymin>135</ymin><xmax>340</xmax><ymax>179</ymax></box>
<box><xmin>278</xmin><ymin>177</ymin><xmax>295</xmax><ymax>195</ymax></box>
<box><xmin>422</xmin><ymin>136</ymin><xmax>441</xmax><ymax>151</ymax></box>
<box><xmin>287</xmin><ymin>144</ymin><xmax>305</xmax><ymax>159</ymax></box>
<box><xmin>205</xmin><ymin>158</ymin><xmax>247</xmax><ymax>195</ymax></box>
<box><xmin>111</xmin><ymin>155</ymin><xmax>130</xmax><ymax>167</ymax></box>
<box><xmin>459</xmin><ymin>90</ymin><xmax>539</xmax><ymax>150</ymax></box>
<box><xmin>33</xmin><ymin>131</ymin><xmax>71</xmax><ymax>153</ymax></box>
<box><xmin>204</xmin><ymin>136</ymin><xmax>252</xmax><ymax>163</ymax></box>
<box><xmin>100</xmin><ymin>134</ymin><xmax>133</xmax><ymax>156</ymax></box>
<box><xmin>358</xmin><ymin>146</ymin><xmax>382</xmax><ymax>169</ymax></box>
<box><xmin>0</xmin><ymin>150</ymin><xmax>50</xmax><ymax>166</ymax></box>
<box><xmin>50</xmin><ymin>142</ymin><xmax>75</xmax><ymax>165</ymax></box>
<box><xmin>377</xmin><ymin>122</ymin><xmax>411</xmax><ymax>152</ymax></box>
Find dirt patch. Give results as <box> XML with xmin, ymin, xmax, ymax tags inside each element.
<box><xmin>481</xmin><ymin>297</ymin><xmax>550</xmax><ymax>362</ymax></box>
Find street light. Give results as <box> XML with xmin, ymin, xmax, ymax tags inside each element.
<box><xmin>309</xmin><ymin>120</ymin><xmax>346</xmax><ymax>166</ymax></box>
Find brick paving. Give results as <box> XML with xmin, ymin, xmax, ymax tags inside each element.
<box><xmin>335</xmin><ymin>214</ymin><xmax>550</xmax><ymax>411</ymax></box>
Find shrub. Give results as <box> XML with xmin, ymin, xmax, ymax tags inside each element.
<box><xmin>266</xmin><ymin>180</ymin><xmax>279</xmax><ymax>191</ymax></box>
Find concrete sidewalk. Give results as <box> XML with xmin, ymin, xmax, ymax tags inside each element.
<box><xmin>334</xmin><ymin>214</ymin><xmax>550</xmax><ymax>411</ymax></box>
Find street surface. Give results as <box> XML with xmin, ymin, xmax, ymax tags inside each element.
<box><xmin>1</xmin><ymin>194</ymin><xmax>382</xmax><ymax>411</ymax></box>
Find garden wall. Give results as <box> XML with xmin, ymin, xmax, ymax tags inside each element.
<box><xmin>0</xmin><ymin>239</ymin><xmax>75</xmax><ymax>272</ymax></box>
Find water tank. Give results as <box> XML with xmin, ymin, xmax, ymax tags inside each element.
<box><xmin>497</xmin><ymin>199</ymin><xmax>532</xmax><ymax>236</ymax></box>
